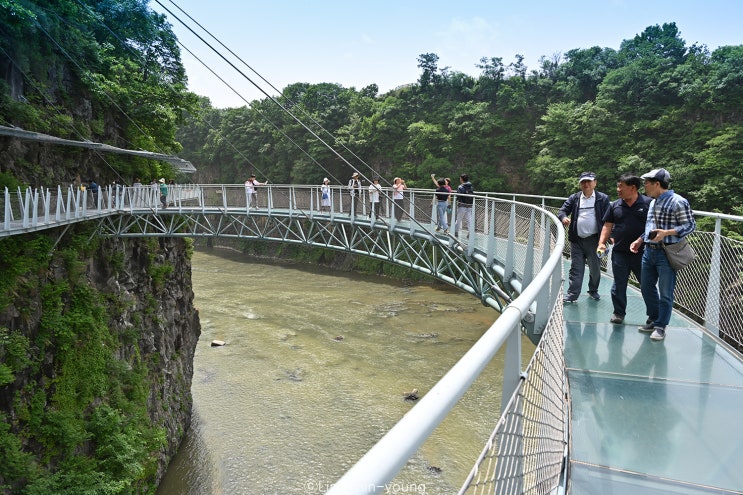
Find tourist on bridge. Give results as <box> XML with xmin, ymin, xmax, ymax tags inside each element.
<box><xmin>598</xmin><ymin>173</ymin><xmax>652</xmax><ymax>324</ymax></box>
<box><xmin>88</xmin><ymin>178</ymin><xmax>99</xmax><ymax>208</ymax></box>
<box><xmin>368</xmin><ymin>177</ymin><xmax>382</xmax><ymax>219</ymax></box>
<box><xmin>392</xmin><ymin>177</ymin><xmax>407</xmax><ymax>221</ymax></box>
<box><xmin>630</xmin><ymin>168</ymin><xmax>696</xmax><ymax>342</ymax></box>
<box><xmin>245</xmin><ymin>174</ymin><xmax>266</xmax><ymax>209</ymax></box>
<box><xmin>431</xmin><ymin>173</ymin><xmax>452</xmax><ymax>193</ymax></box>
<box><xmin>434</xmin><ymin>178</ymin><xmax>450</xmax><ymax>234</ymax></box>
<box><xmin>454</xmin><ymin>174</ymin><xmax>474</xmax><ymax>239</ymax></box>
<box><xmin>132</xmin><ymin>177</ymin><xmax>143</xmax><ymax>207</ymax></box>
<box><xmin>159</xmin><ymin>178</ymin><xmax>168</xmax><ymax>208</ymax></box>
<box><xmin>431</xmin><ymin>173</ymin><xmax>453</xmax><ymax>220</ymax></box>
<box><xmin>320</xmin><ymin>178</ymin><xmax>331</xmax><ymax>212</ymax></box>
<box><xmin>558</xmin><ymin>171</ymin><xmax>610</xmax><ymax>303</ymax></box>
<box><xmin>348</xmin><ymin>172</ymin><xmax>362</xmax><ymax>215</ymax></box>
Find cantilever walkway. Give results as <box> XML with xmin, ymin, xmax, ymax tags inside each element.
<box><xmin>564</xmin><ymin>267</ymin><xmax>743</xmax><ymax>495</ymax></box>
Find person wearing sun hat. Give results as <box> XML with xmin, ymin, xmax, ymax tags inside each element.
<box><xmin>347</xmin><ymin>172</ymin><xmax>362</xmax><ymax>215</ymax></box>
<box><xmin>558</xmin><ymin>171</ymin><xmax>610</xmax><ymax>303</ymax></box>
<box><xmin>320</xmin><ymin>177</ymin><xmax>331</xmax><ymax>212</ymax></box>
<box><xmin>629</xmin><ymin>168</ymin><xmax>696</xmax><ymax>341</ymax></box>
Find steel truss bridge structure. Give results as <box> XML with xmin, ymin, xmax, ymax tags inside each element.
<box><xmin>2</xmin><ymin>182</ymin><xmax>743</xmax><ymax>495</ymax></box>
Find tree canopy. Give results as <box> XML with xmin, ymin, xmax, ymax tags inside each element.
<box><xmin>176</xmin><ymin>23</ymin><xmax>743</xmax><ymax>216</ymax></box>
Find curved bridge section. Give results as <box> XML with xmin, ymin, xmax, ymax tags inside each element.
<box><xmin>2</xmin><ymin>183</ymin><xmax>563</xmax><ymax>324</ymax></box>
<box><xmin>104</xmin><ymin>184</ymin><xmax>562</xmax><ymax>318</ymax></box>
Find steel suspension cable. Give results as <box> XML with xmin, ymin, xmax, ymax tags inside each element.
<box><xmin>163</xmin><ymin>0</ymin><xmax>384</xmax><ymax>187</ymax></box>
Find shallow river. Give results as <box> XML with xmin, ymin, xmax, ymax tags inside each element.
<box><xmin>156</xmin><ymin>249</ymin><xmax>534</xmax><ymax>495</ymax></box>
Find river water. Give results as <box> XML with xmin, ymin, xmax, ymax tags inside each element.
<box><xmin>156</xmin><ymin>249</ymin><xmax>535</xmax><ymax>495</ymax></box>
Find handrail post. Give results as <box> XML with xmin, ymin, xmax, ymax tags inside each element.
<box><xmin>30</xmin><ymin>187</ymin><xmax>39</xmax><ymax>227</ymax></box>
<box><xmin>56</xmin><ymin>185</ymin><xmax>63</xmax><ymax>221</ymax></box>
<box><xmin>3</xmin><ymin>186</ymin><xmax>11</xmax><ymax>230</ymax></box>
<box><xmin>408</xmin><ymin>191</ymin><xmax>415</xmax><ymax>236</ymax></box>
<box><xmin>486</xmin><ymin>198</ymin><xmax>496</xmax><ymax>265</ymax></box>
<box><xmin>503</xmin><ymin>203</ymin><xmax>516</xmax><ymax>283</ymax></box>
<box><xmin>704</xmin><ymin>217</ymin><xmax>723</xmax><ymax>332</ymax></box>
<box><xmin>522</xmin><ymin>209</ymin><xmax>536</xmax><ymax>286</ymax></box>
<box><xmin>21</xmin><ymin>187</ymin><xmax>30</xmax><ymax>228</ymax></box>
<box><xmin>42</xmin><ymin>187</ymin><xmax>50</xmax><ymax>225</ymax></box>
<box><xmin>66</xmin><ymin>186</ymin><xmax>73</xmax><ymax>220</ymax></box>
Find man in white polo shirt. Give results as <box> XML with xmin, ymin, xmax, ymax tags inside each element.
<box><xmin>558</xmin><ymin>171</ymin><xmax>610</xmax><ymax>303</ymax></box>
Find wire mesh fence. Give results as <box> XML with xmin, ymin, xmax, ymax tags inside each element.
<box><xmin>459</xmin><ymin>294</ymin><xmax>566</xmax><ymax>495</ymax></box>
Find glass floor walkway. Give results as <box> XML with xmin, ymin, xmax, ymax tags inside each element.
<box><xmin>563</xmin><ymin>271</ymin><xmax>743</xmax><ymax>494</ymax></box>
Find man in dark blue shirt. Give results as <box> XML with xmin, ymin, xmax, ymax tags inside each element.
<box><xmin>598</xmin><ymin>173</ymin><xmax>652</xmax><ymax>324</ymax></box>
<box><xmin>88</xmin><ymin>178</ymin><xmax>99</xmax><ymax>208</ymax></box>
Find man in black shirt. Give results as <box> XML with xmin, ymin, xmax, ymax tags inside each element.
<box><xmin>453</xmin><ymin>174</ymin><xmax>474</xmax><ymax>238</ymax></box>
<box><xmin>598</xmin><ymin>173</ymin><xmax>652</xmax><ymax>324</ymax></box>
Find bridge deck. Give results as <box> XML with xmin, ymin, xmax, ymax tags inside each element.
<box><xmin>564</xmin><ymin>268</ymin><xmax>743</xmax><ymax>494</ymax></box>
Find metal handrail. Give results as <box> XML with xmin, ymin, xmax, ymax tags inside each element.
<box><xmin>326</xmin><ymin>215</ymin><xmax>564</xmax><ymax>494</ymax></box>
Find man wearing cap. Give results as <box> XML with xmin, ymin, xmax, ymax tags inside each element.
<box><xmin>629</xmin><ymin>168</ymin><xmax>695</xmax><ymax>341</ymax></box>
<box><xmin>558</xmin><ymin>171</ymin><xmax>610</xmax><ymax>303</ymax></box>
<box><xmin>348</xmin><ymin>172</ymin><xmax>362</xmax><ymax>215</ymax></box>
<box><xmin>598</xmin><ymin>173</ymin><xmax>652</xmax><ymax>324</ymax></box>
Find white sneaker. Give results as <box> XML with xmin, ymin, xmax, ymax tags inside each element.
<box><xmin>650</xmin><ymin>327</ymin><xmax>666</xmax><ymax>341</ymax></box>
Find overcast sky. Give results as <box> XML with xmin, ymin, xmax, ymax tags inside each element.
<box><xmin>149</xmin><ymin>0</ymin><xmax>743</xmax><ymax>108</ymax></box>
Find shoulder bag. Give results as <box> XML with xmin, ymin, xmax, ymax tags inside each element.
<box><xmin>662</xmin><ymin>238</ymin><xmax>696</xmax><ymax>271</ymax></box>
<box><xmin>653</xmin><ymin>197</ymin><xmax>696</xmax><ymax>271</ymax></box>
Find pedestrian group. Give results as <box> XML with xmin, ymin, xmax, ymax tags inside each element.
<box><xmin>559</xmin><ymin>168</ymin><xmax>695</xmax><ymax>341</ymax></box>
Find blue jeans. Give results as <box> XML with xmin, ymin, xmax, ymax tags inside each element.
<box><xmin>436</xmin><ymin>201</ymin><xmax>448</xmax><ymax>230</ymax></box>
<box><xmin>640</xmin><ymin>247</ymin><xmax>677</xmax><ymax>327</ymax></box>
<box><xmin>610</xmin><ymin>250</ymin><xmax>643</xmax><ymax>317</ymax></box>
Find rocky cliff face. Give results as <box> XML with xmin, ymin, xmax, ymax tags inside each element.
<box><xmin>93</xmin><ymin>236</ymin><xmax>201</xmax><ymax>480</ymax></box>
<box><xmin>0</xmin><ymin>229</ymin><xmax>200</xmax><ymax>493</ymax></box>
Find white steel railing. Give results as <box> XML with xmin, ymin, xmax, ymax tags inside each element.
<box><xmin>321</xmin><ymin>190</ymin><xmax>566</xmax><ymax>495</ymax></box>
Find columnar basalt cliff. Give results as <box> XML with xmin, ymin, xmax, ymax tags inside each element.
<box><xmin>0</xmin><ymin>228</ymin><xmax>200</xmax><ymax>494</ymax></box>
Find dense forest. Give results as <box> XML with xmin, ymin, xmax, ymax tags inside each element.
<box><xmin>0</xmin><ymin>0</ymin><xmax>199</xmax><ymax>188</ymax></box>
<box><xmin>176</xmin><ymin>22</ymin><xmax>743</xmax><ymax>219</ymax></box>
